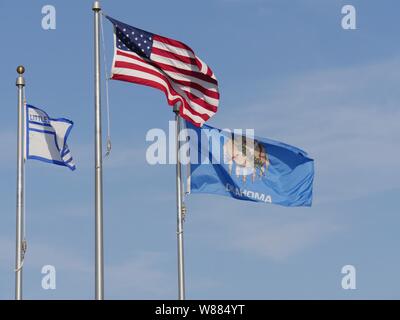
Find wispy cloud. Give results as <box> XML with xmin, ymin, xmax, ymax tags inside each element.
<box><xmin>217</xmin><ymin>57</ymin><xmax>400</xmax><ymax>203</ymax></box>
<box><xmin>0</xmin><ymin>236</ymin><xmax>92</xmax><ymax>299</ymax></box>
<box><xmin>0</xmin><ymin>236</ymin><xmax>91</xmax><ymax>273</ymax></box>
<box><xmin>103</xmin><ymin>146</ymin><xmax>147</xmax><ymax>169</ymax></box>
<box><xmin>230</xmin><ymin>216</ymin><xmax>340</xmax><ymax>261</ymax></box>
<box><xmin>188</xmin><ymin>199</ymin><xmax>342</xmax><ymax>261</ymax></box>
<box><xmin>179</xmin><ymin>58</ymin><xmax>400</xmax><ymax>264</ymax></box>
<box><xmin>0</xmin><ymin>236</ymin><xmax>175</xmax><ymax>299</ymax></box>
<box><xmin>106</xmin><ymin>251</ymin><xmax>175</xmax><ymax>299</ymax></box>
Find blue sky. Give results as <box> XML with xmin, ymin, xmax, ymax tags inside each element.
<box><xmin>1</xmin><ymin>0</ymin><xmax>400</xmax><ymax>299</ymax></box>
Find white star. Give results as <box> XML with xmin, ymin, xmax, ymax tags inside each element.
<box><xmin>144</xmin><ymin>40</ymin><xmax>147</xmax><ymax>43</ymax></box>
<box><xmin>126</xmin><ymin>34</ymin><xmax>129</xmax><ymax>37</ymax></box>
<box><xmin>123</xmin><ymin>28</ymin><xmax>126</xmax><ymax>32</ymax></box>
<box><xmin>132</xmin><ymin>31</ymin><xmax>135</xmax><ymax>35</ymax></box>
<box><xmin>123</xmin><ymin>44</ymin><xmax>126</xmax><ymax>47</ymax></box>
<box><xmin>135</xmin><ymin>37</ymin><xmax>138</xmax><ymax>41</ymax></box>
<box><xmin>142</xmin><ymin>49</ymin><xmax>144</xmax><ymax>52</ymax></box>
<box><xmin>149</xmin><ymin>37</ymin><xmax>152</xmax><ymax>40</ymax></box>
<box><xmin>147</xmin><ymin>46</ymin><xmax>150</xmax><ymax>49</ymax></box>
<box><xmin>118</xmin><ymin>39</ymin><xmax>121</xmax><ymax>42</ymax></box>
<box><xmin>140</xmin><ymin>34</ymin><xmax>143</xmax><ymax>38</ymax></box>
<box><xmin>138</xmin><ymin>43</ymin><xmax>141</xmax><ymax>46</ymax></box>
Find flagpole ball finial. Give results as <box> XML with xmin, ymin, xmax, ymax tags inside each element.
<box><xmin>16</xmin><ymin>66</ymin><xmax>25</xmax><ymax>87</ymax></box>
<box><xmin>16</xmin><ymin>66</ymin><xmax>25</xmax><ymax>75</ymax></box>
<box><xmin>92</xmin><ymin>1</ymin><xmax>101</xmax><ymax>11</ymax></box>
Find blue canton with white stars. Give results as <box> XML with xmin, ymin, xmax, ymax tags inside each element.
<box><xmin>107</xmin><ymin>16</ymin><xmax>154</xmax><ymax>59</ymax></box>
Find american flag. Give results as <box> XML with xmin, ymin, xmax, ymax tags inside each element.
<box><xmin>106</xmin><ymin>16</ymin><xmax>219</xmax><ymax>127</ymax></box>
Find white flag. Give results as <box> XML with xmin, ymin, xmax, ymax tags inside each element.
<box><xmin>26</xmin><ymin>104</ymin><xmax>76</xmax><ymax>170</ymax></box>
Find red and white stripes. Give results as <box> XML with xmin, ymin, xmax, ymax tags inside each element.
<box><xmin>111</xmin><ymin>33</ymin><xmax>219</xmax><ymax>126</ymax></box>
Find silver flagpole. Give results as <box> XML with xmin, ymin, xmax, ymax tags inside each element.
<box><xmin>93</xmin><ymin>0</ymin><xmax>104</xmax><ymax>300</ymax></box>
<box><xmin>15</xmin><ymin>65</ymin><xmax>25</xmax><ymax>300</ymax></box>
<box><xmin>173</xmin><ymin>105</ymin><xmax>186</xmax><ymax>300</ymax></box>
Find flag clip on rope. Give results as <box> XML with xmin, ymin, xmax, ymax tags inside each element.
<box><xmin>181</xmin><ymin>204</ymin><xmax>187</xmax><ymax>223</ymax></box>
<box><xmin>14</xmin><ymin>240</ymin><xmax>27</xmax><ymax>273</ymax></box>
<box><xmin>14</xmin><ymin>261</ymin><xmax>24</xmax><ymax>273</ymax></box>
<box><xmin>105</xmin><ymin>139</ymin><xmax>112</xmax><ymax>157</ymax></box>
<box><xmin>21</xmin><ymin>239</ymin><xmax>27</xmax><ymax>263</ymax></box>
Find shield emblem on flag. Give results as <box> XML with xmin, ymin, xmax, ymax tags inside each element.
<box><xmin>223</xmin><ymin>134</ymin><xmax>269</xmax><ymax>183</ymax></box>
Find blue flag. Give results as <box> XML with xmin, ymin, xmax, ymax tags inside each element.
<box><xmin>187</xmin><ymin>123</ymin><xmax>314</xmax><ymax>207</ymax></box>
<box><xmin>26</xmin><ymin>104</ymin><xmax>76</xmax><ymax>171</ymax></box>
